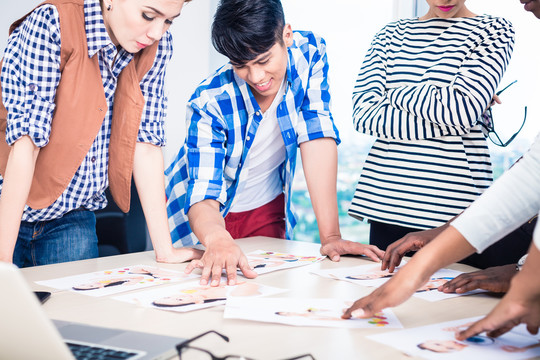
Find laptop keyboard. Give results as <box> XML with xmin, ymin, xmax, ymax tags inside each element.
<box><xmin>66</xmin><ymin>340</ymin><xmax>145</xmax><ymax>360</ymax></box>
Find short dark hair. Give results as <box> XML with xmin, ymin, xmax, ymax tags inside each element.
<box><xmin>211</xmin><ymin>0</ymin><xmax>286</xmax><ymax>65</ymax></box>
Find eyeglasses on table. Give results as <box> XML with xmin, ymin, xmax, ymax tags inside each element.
<box><xmin>176</xmin><ymin>330</ymin><xmax>315</xmax><ymax>360</ymax></box>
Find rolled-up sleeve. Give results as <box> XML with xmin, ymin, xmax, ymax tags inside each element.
<box><xmin>296</xmin><ymin>35</ymin><xmax>340</xmax><ymax>145</ymax></box>
<box><xmin>184</xmin><ymin>100</ymin><xmax>228</xmax><ymax>213</ymax></box>
<box><xmin>137</xmin><ymin>31</ymin><xmax>172</xmax><ymax>146</ymax></box>
<box><xmin>1</xmin><ymin>5</ymin><xmax>61</xmax><ymax>148</ymax></box>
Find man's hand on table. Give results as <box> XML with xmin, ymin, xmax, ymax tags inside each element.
<box><xmin>184</xmin><ymin>235</ymin><xmax>257</xmax><ymax>286</ymax></box>
<box><xmin>320</xmin><ymin>236</ymin><xmax>384</xmax><ymax>262</ymax></box>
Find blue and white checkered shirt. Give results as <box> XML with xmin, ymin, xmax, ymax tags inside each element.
<box><xmin>165</xmin><ymin>31</ymin><xmax>340</xmax><ymax>246</ymax></box>
<box><xmin>0</xmin><ymin>0</ymin><xmax>171</xmax><ymax>222</ymax></box>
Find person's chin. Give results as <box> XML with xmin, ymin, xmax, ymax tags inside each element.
<box><xmin>531</xmin><ymin>5</ymin><xmax>540</xmax><ymax>18</ymax></box>
<box><xmin>436</xmin><ymin>12</ymin><xmax>455</xmax><ymax>19</ymax></box>
<box><xmin>127</xmin><ymin>47</ymin><xmax>142</xmax><ymax>54</ymax></box>
<box><xmin>120</xmin><ymin>42</ymin><xmax>143</xmax><ymax>54</ymax></box>
<box><xmin>523</xmin><ymin>0</ymin><xmax>540</xmax><ymax>15</ymax></box>
<box><xmin>255</xmin><ymin>88</ymin><xmax>278</xmax><ymax>102</ymax></box>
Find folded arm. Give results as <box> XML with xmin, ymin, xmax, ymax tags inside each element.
<box><xmin>353</xmin><ymin>18</ymin><xmax>514</xmax><ymax>141</ymax></box>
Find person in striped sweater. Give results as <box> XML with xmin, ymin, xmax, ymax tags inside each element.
<box><xmin>348</xmin><ymin>0</ymin><xmax>517</xmax><ymax>268</ymax></box>
<box><xmin>342</xmin><ymin>0</ymin><xmax>540</xmax><ymax>342</ymax></box>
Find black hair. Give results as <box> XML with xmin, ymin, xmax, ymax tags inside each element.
<box><xmin>152</xmin><ymin>298</ymin><xmax>227</xmax><ymax>308</ymax></box>
<box><xmin>72</xmin><ymin>280</ymin><xmax>129</xmax><ymax>291</ymax></box>
<box><xmin>211</xmin><ymin>0</ymin><xmax>286</xmax><ymax>65</ymax></box>
<box><xmin>345</xmin><ymin>274</ymin><xmax>393</xmax><ymax>280</ymax></box>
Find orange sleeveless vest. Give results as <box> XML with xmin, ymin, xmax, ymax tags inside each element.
<box><xmin>0</xmin><ymin>0</ymin><xmax>158</xmax><ymax>213</ymax></box>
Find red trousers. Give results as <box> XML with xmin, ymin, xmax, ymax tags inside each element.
<box><xmin>225</xmin><ymin>193</ymin><xmax>286</xmax><ymax>239</ymax></box>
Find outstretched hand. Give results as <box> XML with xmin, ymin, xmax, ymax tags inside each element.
<box><xmin>320</xmin><ymin>237</ymin><xmax>384</xmax><ymax>263</ymax></box>
<box><xmin>342</xmin><ymin>269</ymin><xmax>427</xmax><ymax>319</ymax></box>
<box><xmin>456</xmin><ymin>291</ymin><xmax>540</xmax><ymax>340</ymax></box>
<box><xmin>381</xmin><ymin>227</ymin><xmax>444</xmax><ymax>272</ymax></box>
<box><xmin>457</xmin><ymin>246</ymin><xmax>540</xmax><ymax>340</ymax></box>
<box><xmin>440</xmin><ymin>264</ymin><xmax>516</xmax><ymax>294</ymax></box>
<box><xmin>344</xmin><ymin>224</ymin><xmax>478</xmax><ymax>320</ymax></box>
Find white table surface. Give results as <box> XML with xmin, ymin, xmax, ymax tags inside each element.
<box><xmin>21</xmin><ymin>237</ymin><xmax>501</xmax><ymax>360</ymax></box>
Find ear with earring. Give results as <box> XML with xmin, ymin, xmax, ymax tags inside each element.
<box><xmin>107</xmin><ymin>3</ymin><xmax>112</xmax><ymax>11</ymax></box>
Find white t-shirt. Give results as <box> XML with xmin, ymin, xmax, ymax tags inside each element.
<box><xmin>230</xmin><ymin>81</ymin><xmax>287</xmax><ymax>213</ymax></box>
<box><xmin>451</xmin><ymin>134</ymin><xmax>540</xmax><ymax>253</ymax></box>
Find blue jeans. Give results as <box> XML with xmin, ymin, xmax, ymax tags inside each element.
<box><xmin>13</xmin><ymin>209</ymin><xmax>99</xmax><ymax>268</ymax></box>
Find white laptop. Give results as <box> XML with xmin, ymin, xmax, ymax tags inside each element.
<box><xmin>0</xmin><ymin>262</ymin><xmax>184</xmax><ymax>360</ymax></box>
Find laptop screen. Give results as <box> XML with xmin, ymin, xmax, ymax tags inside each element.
<box><xmin>0</xmin><ymin>263</ymin><xmax>183</xmax><ymax>360</ymax></box>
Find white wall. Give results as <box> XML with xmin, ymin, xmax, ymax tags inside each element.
<box><xmin>0</xmin><ymin>1</ymin><xmax>36</xmax><ymax>52</ymax></box>
<box><xmin>161</xmin><ymin>0</ymin><xmax>224</xmax><ymax>163</ymax></box>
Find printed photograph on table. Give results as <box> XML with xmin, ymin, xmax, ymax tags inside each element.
<box><xmin>243</xmin><ymin>250</ymin><xmax>326</xmax><ymax>275</ymax></box>
<box><xmin>114</xmin><ymin>280</ymin><xmax>287</xmax><ymax>313</ymax></box>
<box><xmin>368</xmin><ymin>316</ymin><xmax>540</xmax><ymax>360</ymax></box>
<box><xmin>312</xmin><ymin>265</ymin><xmax>485</xmax><ymax>301</ymax></box>
<box><xmin>36</xmin><ymin>265</ymin><xmax>198</xmax><ymax>297</ymax></box>
<box><xmin>310</xmin><ymin>262</ymin><xmax>405</xmax><ymax>287</ymax></box>
<box><xmin>224</xmin><ymin>297</ymin><xmax>402</xmax><ymax>329</ymax></box>
<box><xmin>412</xmin><ymin>269</ymin><xmax>486</xmax><ymax>302</ymax></box>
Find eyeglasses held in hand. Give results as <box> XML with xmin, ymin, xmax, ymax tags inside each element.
<box><xmin>480</xmin><ymin>80</ymin><xmax>527</xmax><ymax>147</ymax></box>
<box><xmin>176</xmin><ymin>330</ymin><xmax>315</xmax><ymax>360</ymax></box>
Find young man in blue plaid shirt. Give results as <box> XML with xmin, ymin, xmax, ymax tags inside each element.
<box><xmin>165</xmin><ymin>0</ymin><xmax>384</xmax><ymax>286</ymax></box>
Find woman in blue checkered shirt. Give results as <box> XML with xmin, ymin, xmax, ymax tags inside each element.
<box><xmin>0</xmin><ymin>0</ymin><xmax>201</xmax><ymax>267</ymax></box>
